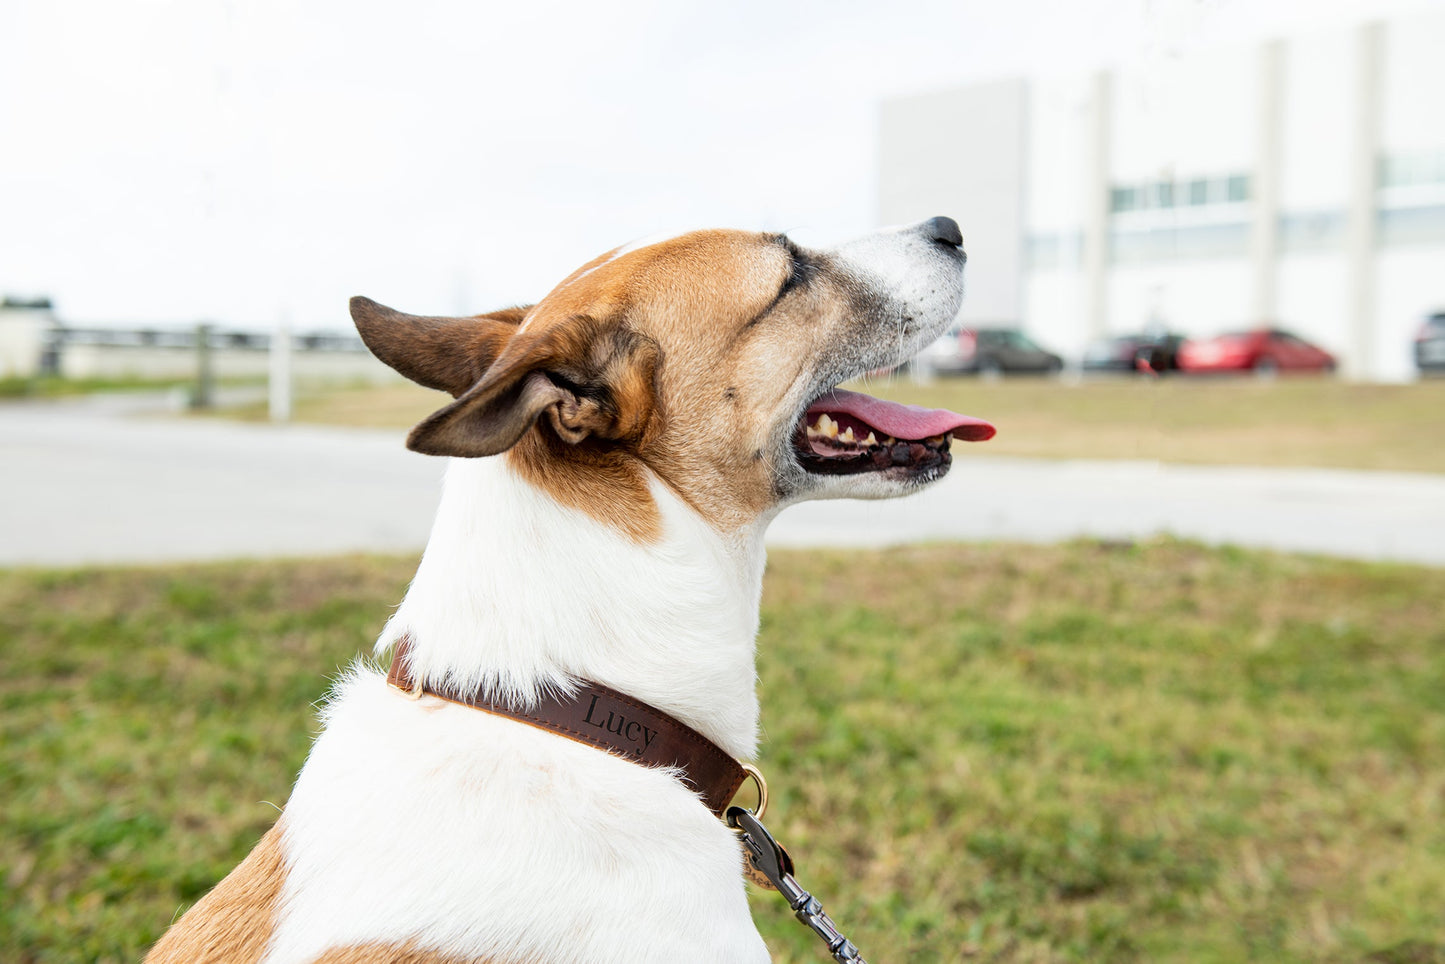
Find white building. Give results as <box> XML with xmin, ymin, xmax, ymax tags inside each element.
<box><xmin>0</xmin><ymin>298</ymin><xmax>58</xmax><ymax>379</ymax></box>
<box><xmin>879</xmin><ymin>11</ymin><xmax>1445</xmax><ymax>381</ymax></box>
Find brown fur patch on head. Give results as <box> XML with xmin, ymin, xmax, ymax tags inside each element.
<box><xmin>145</xmin><ymin>822</ymin><xmax>287</xmax><ymax>964</ymax></box>
<box><xmin>548</xmin><ymin>230</ymin><xmax>867</xmax><ymax>531</ymax></box>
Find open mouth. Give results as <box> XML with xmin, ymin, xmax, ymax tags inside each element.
<box><xmin>792</xmin><ymin>388</ymin><xmax>995</xmax><ymax>476</ymax></box>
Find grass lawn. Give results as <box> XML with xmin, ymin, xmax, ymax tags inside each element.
<box><xmin>2</xmin><ymin>540</ymin><xmax>1442</xmax><ymax>962</ymax></box>
<box><xmin>0</xmin><ymin>375</ymin><xmax>261</xmax><ymax>400</ymax></box>
<box><xmin>218</xmin><ymin>376</ymin><xmax>1445</xmax><ymax>475</ymax></box>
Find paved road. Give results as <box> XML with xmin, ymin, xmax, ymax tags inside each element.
<box><xmin>770</xmin><ymin>457</ymin><xmax>1445</xmax><ymax>565</ymax></box>
<box><xmin>2</xmin><ymin>397</ymin><xmax>444</xmax><ymax>566</ymax></box>
<box><xmin>4</xmin><ymin>397</ymin><xmax>1444</xmax><ymax>567</ymax></box>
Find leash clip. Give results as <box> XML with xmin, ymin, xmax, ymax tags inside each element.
<box><xmin>727</xmin><ymin>806</ymin><xmax>867</xmax><ymax>963</ymax></box>
<box><xmin>729</xmin><ymin>805</ymin><xmax>794</xmax><ymax>883</ymax></box>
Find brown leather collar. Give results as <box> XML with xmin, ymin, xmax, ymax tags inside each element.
<box><xmin>385</xmin><ymin>635</ymin><xmax>749</xmax><ymax>817</ymax></box>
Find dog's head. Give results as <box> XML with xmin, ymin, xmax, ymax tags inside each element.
<box><xmin>352</xmin><ymin>217</ymin><xmax>994</xmax><ymax>537</ymax></box>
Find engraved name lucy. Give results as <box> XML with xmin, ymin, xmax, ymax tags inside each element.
<box><xmin>582</xmin><ymin>694</ymin><xmax>658</xmax><ymax>755</ymax></box>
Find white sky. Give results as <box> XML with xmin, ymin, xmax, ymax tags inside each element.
<box><xmin>1</xmin><ymin>0</ymin><xmax>1438</xmax><ymax>330</ymax></box>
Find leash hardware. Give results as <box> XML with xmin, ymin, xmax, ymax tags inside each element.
<box><xmin>737</xmin><ymin>762</ymin><xmax>769</xmax><ymax>820</ymax></box>
<box><xmin>388</xmin><ymin>669</ymin><xmax>425</xmax><ymax>700</ymax></box>
<box><xmin>727</xmin><ymin>805</ymin><xmax>867</xmax><ymax>964</ymax></box>
<box><xmin>385</xmin><ymin>636</ymin><xmax>426</xmax><ymax>700</ymax></box>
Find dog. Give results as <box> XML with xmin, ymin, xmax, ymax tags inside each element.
<box><xmin>146</xmin><ymin>217</ymin><xmax>994</xmax><ymax>963</ymax></box>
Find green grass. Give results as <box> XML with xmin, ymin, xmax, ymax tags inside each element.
<box><xmin>853</xmin><ymin>375</ymin><xmax>1445</xmax><ymax>474</ymax></box>
<box><xmin>0</xmin><ymin>374</ymin><xmax>266</xmax><ymax>401</ymax></box>
<box><xmin>2</xmin><ymin>541</ymin><xmax>1443</xmax><ymax>962</ymax></box>
<box><xmin>0</xmin><ymin>375</ymin><xmax>190</xmax><ymax>399</ymax></box>
<box><xmin>215</xmin><ymin>376</ymin><xmax>1445</xmax><ymax>474</ymax></box>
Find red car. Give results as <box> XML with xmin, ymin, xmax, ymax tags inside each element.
<box><xmin>1177</xmin><ymin>328</ymin><xmax>1337</xmax><ymax>374</ymax></box>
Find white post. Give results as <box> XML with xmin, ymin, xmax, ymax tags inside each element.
<box><xmin>1345</xmin><ymin>22</ymin><xmax>1383</xmax><ymax>381</ymax></box>
<box><xmin>269</xmin><ymin>312</ymin><xmax>292</xmax><ymax>422</ymax></box>
<box><xmin>1251</xmin><ymin>40</ymin><xmax>1284</xmax><ymax>325</ymax></box>
<box><xmin>192</xmin><ymin>323</ymin><xmax>215</xmax><ymax>410</ymax></box>
<box><xmin>1083</xmin><ymin>70</ymin><xmax>1112</xmax><ymax>342</ymax></box>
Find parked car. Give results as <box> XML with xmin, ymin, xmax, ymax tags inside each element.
<box><xmin>916</xmin><ymin>325</ymin><xmax>1063</xmax><ymax>376</ymax></box>
<box><xmin>1415</xmin><ymin>312</ymin><xmax>1445</xmax><ymax>374</ymax></box>
<box><xmin>1177</xmin><ymin>328</ymin><xmax>1336</xmax><ymax>374</ymax></box>
<box><xmin>1082</xmin><ymin>331</ymin><xmax>1186</xmax><ymax>374</ymax></box>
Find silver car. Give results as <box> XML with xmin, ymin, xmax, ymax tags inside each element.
<box><xmin>1416</xmin><ymin>312</ymin><xmax>1445</xmax><ymax>374</ymax></box>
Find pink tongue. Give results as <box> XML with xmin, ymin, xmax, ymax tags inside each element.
<box><xmin>805</xmin><ymin>389</ymin><xmax>996</xmax><ymax>442</ymax></box>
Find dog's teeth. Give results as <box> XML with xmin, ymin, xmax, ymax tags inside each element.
<box><xmin>864</xmin><ymin>431</ymin><xmax>878</xmax><ymax>446</ymax></box>
<box><xmin>818</xmin><ymin>414</ymin><xmax>838</xmax><ymax>439</ymax></box>
<box><xmin>839</xmin><ymin>427</ymin><xmax>855</xmax><ymax>443</ymax></box>
<box><xmin>925</xmin><ymin>434</ymin><xmax>944</xmax><ymax>445</ymax></box>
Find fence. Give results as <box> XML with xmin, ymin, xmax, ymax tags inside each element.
<box><xmin>35</xmin><ymin>324</ymin><xmax>392</xmax><ymax>387</ymax></box>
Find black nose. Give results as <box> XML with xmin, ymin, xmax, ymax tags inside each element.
<box><xmin>922</xmin><ymin>216</ymin><xmax>963</xmax><ymax>247</ymax></box>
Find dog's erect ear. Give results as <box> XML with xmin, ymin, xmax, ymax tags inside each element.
<box><xmin>405</xmin><ymin>315</ymin><xmax>661</xmax><ymax>459</ymax></box>
<box><xmin>350</xmin><ymin>296</ymin><xmax>531</xmax><ymax>398</ymax></box>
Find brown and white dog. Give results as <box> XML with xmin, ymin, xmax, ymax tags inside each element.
<box><xmin>147</xmin><ymin>217</ymin><xmax>993</xmax><ymax>963</ymax></box>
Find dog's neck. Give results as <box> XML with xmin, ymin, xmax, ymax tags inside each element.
<box><xmin>377</xmin><ymin>455</ymin><xmax>768</xmax><ymax>760</ymax></box>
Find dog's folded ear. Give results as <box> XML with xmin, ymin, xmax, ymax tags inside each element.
<box><xmin>350</xmin><ymin>296</ymin><xmax>530</xmax><ymax>399</ymax></box>
<box><xmin>352</xmin><ymin>298</ymin><xmax>660</xmax><ymax>459</ymax></box>
<box><xmin>406</xmin><ymin>316</ymin><xmax>660</xmax><ymax>458</ymax></box>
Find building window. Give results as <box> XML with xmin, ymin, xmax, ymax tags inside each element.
<box><xmin>1110</xmin><ymin>222</ymin><xmax>1251</xmax><ymax>263</ymax></box>
<box><xmin>1381</xmin><ymin>150</ymin><xmax>1445</xmax><ymax>188</ymax></box>
<box><xmin>1111</xmin><ymin>172</ymin><xmax>1251</xmax><ymax>214</ymax></box>
<box><xmin>1280</xmin><ymin>211</ymin><xmax>1346</xmax><ymax>252</ymax></box>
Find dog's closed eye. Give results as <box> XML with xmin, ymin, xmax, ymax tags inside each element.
<box><xmin>777</xmin><ymin>238</ymin><xmax>814</xmax><ymax>299</ymax></box>
<box><xmin>745</xmin><ymin>238</ymin><xmax>814</xmax><ymax>331</ymax></box>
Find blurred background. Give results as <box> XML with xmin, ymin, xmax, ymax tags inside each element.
<box><xmin>4</xmin><ymin>2</ymin><xmax>1445</xmax><ymax>962</ymax></box>
<box><xmin>3</xmin><ymin>0</ymin><xmax>1443</xmax><ymax>382</ymax></box>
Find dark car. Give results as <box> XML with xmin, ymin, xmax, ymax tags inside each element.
<box><xmin>916</xmin><ymin>325</ymin><xmax>1063</xmax><ymax>376</ymax></box>
<box><xmin>1415</xmin><ymin>312</ymin><xmax>1445</xmax><ymax>374</ymax></box>
<box><xmin>1177</xmin><ymin>328</ymin><xmax>1336</xmax><ymax>375</ymax></box>
<box><xmin>1082</xmin><ymin>332</ymin><xmax>1186</xmax><ymax>374</ymax></box>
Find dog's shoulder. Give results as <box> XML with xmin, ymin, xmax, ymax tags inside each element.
<box><xmin>145</xmin><ymin>823</ymin><xmax>286</xmax><ymax>963</ymax></box>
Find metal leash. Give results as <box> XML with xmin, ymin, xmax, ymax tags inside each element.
<box><xmin>727</xmin><ymin>806</ymin><xmax>868</xmax><ymax>963</ymax></box>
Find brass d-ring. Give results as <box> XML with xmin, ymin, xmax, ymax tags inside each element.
<box><xmin>738</xmin><ymin>763</ymin><xmax>769</xmax><ymax>820</ymax></box>
<box><xmin>389</xmin><ymin>671</ymin><xmax>424</xmax><ymax>700</ymax></box>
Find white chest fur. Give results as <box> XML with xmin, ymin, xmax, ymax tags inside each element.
<box><xmin>379</xmin><ymin>456</ymin><xmax>766</xmax><ymax>760</ymax></box>
<box><xmin>262</xmin><ymin>457</ymin><xmax>773</xmax><ymax>962</ymax></box>
<box><xmin>263</xmin><ymin>674</ymin><xmax>769</xmax><ymax>963</ymax></box>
